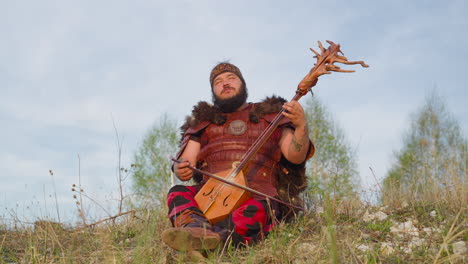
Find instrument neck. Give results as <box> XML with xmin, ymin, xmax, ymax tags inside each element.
<box><xmin>231</xmin><ymin>91</ymin><xmax>304</xmax><ymax>176</ymax></box>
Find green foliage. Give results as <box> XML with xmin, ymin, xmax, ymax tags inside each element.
<box><xmin>131</xmin><ymin>115</ymin><xmax>179</xmax><ymax>203</ymax></box>
<box><xmin>303</xmin><ymin>96</ymin><xmax>360</xmax><ymax>202</ymax></box>
<box><xmin>364</xmin><ymin>219</ymin><xmax>392</xmax><ymax>234</ymax></box>
<box><xmin>383</xmin><ymin>92</ymin><xmax>467</xmax><ymax>203</ymax></box>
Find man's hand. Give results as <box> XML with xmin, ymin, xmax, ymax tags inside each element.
<box><xmin>279</xmin><ymin>100</ymin><xmax>310</xmax><ymax>164</ymax></box>
<box><xmin>282</xmin><ymin>101</ymin><xmax>307</xmax><ymax>129</ymax></box>
<box><xmin>175</xmin><ymin>159</ymin><xmax>193</xmax><ymax>181</ymax></box>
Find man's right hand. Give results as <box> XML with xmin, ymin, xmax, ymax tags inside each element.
<box><xmin>175</xmin><ymin>159</ymin><xmax>193</xmax><ymax>181</ymax></box>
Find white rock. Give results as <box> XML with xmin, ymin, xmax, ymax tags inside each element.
<box><xmin>363</xmin><ymin>210</ymin><xmax>388</xmax><ymax>222</ymax></box>
<box><xmin>357</xmin><ymin>244</ymin><xmax>371</xmax><ymax>252</ymax></box>
<box><xmin>363</xmin><ymin>210</ymin><xmax>373</xmax><ymax>222</ymax></box>
<box><xmin>409</xmin><ymin>237</ymin><xmax>425</xmax><ymax>248</ymax></box>
<box><xmin>362</xmin><ymin>233</ymin><xmax>371</xmax><ymax>239</ymax></box>
<box><xmin>297</xmin><ymin>242</ymin><xmax>317</xmax><ymax>254</ymax></box>
<box><xmin>380</xmin><ymin>242</ymin><xmax>395</xmax><ymax>256</ymax></box>
<box><xmin>374</xmin><ymin>211</ymin><xmax>388</xmax><ymax>221</ymax></box>
<box><xmin>316</xmin><ymin>206</ymin><xmax>324</xmax><ymax>214</ymax></box>
<box><xmin>401</xmin><ymin>221</ymin><xmax>419</xmax><ymax>236</ymax></box>
<box><xmin>429</xmin><ymin>210</ymin><xmax>437</xmax><ymax>218</ymax></box>
<box><xmin>390</xmin><ymin>226</ymin><xmax>404</xmax><ymax>238</ymax></box>
<box><xmin>452</xmin><ymin>241</ymin><xmax>467</xmax><ymax>255</ymax></box>
<box><xmin>402</xmin><ymin>246</ymin><xmax>412</xmax><ymax>254</ymax></box>
<box><xmin>422</xmin><ymin>227</ymin><xmax>439</xmax><ymax>236</ymax></box>
<box><xmin>390</xmin><ymin>220</ymin><xmax>419</xmax><ymax>237</ymax></box>
<box><xmin>422</xmin><ymin>227</ymin><xmax>433</xmax><ymax>235</ymax></box>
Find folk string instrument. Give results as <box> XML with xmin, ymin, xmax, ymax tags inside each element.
<box><xmin>174</xmin><ymin>41</ymin><xmax>369</xmax><ymax>224</ymax></box>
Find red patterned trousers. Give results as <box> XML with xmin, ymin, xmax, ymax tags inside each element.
<box><xmin>167</xmin><ymin>184</ymin><xmax>278</xmax><ymax>246</ymax></box>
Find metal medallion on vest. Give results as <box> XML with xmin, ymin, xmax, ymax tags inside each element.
<box><xmin>228</xmin><ymin>120</ymin><xmax>247</xmax><ymax>135</ymax></box>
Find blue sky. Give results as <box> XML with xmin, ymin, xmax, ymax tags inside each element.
<box><xmin>1</xmin><ymin>1</ymin><xmax>466</xmax><ymax>224</ymax></box>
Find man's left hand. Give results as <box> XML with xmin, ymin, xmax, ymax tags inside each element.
<box><xmin>282</xmin><ymin>101</ymin><xmax>307</xmax><ymax>129</ymax></box>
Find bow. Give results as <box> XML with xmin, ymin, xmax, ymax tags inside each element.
<box><xmin>171</xmin><ymin>158</ymin><xmax>305</xmax><ymax>211</ymax></box>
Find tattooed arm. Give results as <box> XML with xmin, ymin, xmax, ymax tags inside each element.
<box><xmin>279</xmin><ymin>101</ymin><xmax>311</xmax><ymax>164</ymax></box>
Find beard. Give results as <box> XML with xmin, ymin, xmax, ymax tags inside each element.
<box><xmin>212</xmin><ymin>83</ymin><xmax>248</xmax><ymax>113</ymax></box>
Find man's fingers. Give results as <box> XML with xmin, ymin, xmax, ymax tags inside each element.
<box><xmin>184</xmin><ymin>168</ymin><xmax>192</xmax><ymax>175</ymax></box>
<box><xmin>282</xmin><ymin>111</ymin><xmax>293</xmax><ymax>118</ymax></box>
<box><xmin>180</xmin><ymin>167</ymin><xmax>191</xmax><ymax>175</ymax></box>
<box><xmin>283</xmin><ymin>102</ymin><xmax>302</xmax><ymax>113</ymax></box>
<box><xmin>282</xmin><ymin>105</ymin><xmax>294</xmax><ymax>116</ymax></box>
<box><xmin>177</xmin><ymin>168</ymin><xmax>193</xmax><ymax>181</ymax></box>
<box><xmin>177</xmin><ymin>160</ymin><xmax>190</xmax><ymax>169</ymax></box>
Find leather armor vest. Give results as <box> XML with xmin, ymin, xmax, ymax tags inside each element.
<box><xmin>177</xmin><ymin>96</ymin><xmax>314</xmax><ymax>216</ymax></box>
<box><xmin>197</xmin><ymin>104</ymin><xmax>283</xmax><ymax>198</ymax></box>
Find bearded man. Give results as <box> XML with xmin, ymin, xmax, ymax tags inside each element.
<box><xmin>162</xmin><ymin>62</ymin><xmax>314</xmax><ymax>252</ymax></box>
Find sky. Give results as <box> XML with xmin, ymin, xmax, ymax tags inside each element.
<box><xmin>1</xmin><ymin>0</ymin><xmax>467</xmax><ymax>225</ymax></box>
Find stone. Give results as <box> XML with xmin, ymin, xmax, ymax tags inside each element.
<box><xmin>357</xmin><ymin>244</ymin><xmax>371</xmax><ymax>252</ymax></box>
<box><xmin>363</xmin><ymin>210</ymin><xmax>388</xmax><ymax>222</ymax></box>
<box><xmin>422</xmin><ymin>227</ymin><xmax>439</xmax><ymax>236</ymax></box>
<box><xmin>409</xmin><ymin>237</ymin><xmax>425</xmax><ymax>248</ymax></box>
<box><xmin>402</xmin><ymin>246</ymin><xmax>412</xmax><ymax>254</ymax></box>
<box><xmin>297</xmin><ymin>242</ymin><xmax>317</xmax><ymax>254</ymax></box>
<box><xmin>380</xmin><ymin>242</ymin><xmax>395</xmax><ymax>256</ymax></box>
<box><xmin>362</xmin><ymin>233</ymin><xmax>371</xmax><ymax>239</ymax></box>
<box><xmin>423</xmin><ymin>227</ymin><xmax>433</xmax><ymax>235</ymax></box>
<box><xmin>374</xmin><ymin>211</ymin><xmax>388</xmax><ymax>221</ymax></box>
<box><xmin>429</xmin><ymin>210</ymin><xmax>437</xmax><ymax>218</ymax></box>
<box><xmin>316</xmin><ymin>206</ymin><xmax>324</xmax><ymax>214</ymax></box>
<box><xmin>363</xmin><ymin>210</ymin><xmax>373</xmax><ymax>222</ymax></box>
<box><xmin>390</xmin><ymin>220</ymin><xmax>419</xmax><ymax>237</ymax></box>
<box><xmin>452</xmin><ymin>241</ymin><xmax>467</xmax><ymax>255</ymax></box>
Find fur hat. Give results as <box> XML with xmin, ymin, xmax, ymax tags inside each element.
<box><xmin>209</xmin><ymin>62</ymin><xmax>245</xmax><ymax>87</ymax></box>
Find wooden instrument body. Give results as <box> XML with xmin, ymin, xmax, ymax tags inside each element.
<box><xmin>194</xmin><ymin>167</ymin><xmax>250</xmax><ymax>224</ymax></box>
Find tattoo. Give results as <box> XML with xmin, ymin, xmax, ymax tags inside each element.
<box><xmin>291</xmin><ymin>135</ymin><xmax>303</xmax><ymax>152</ymax></box>
<box><xmin>290</xmin><ymin>125</ymin><xmax>309</xmax><ymax>153</ymax></box>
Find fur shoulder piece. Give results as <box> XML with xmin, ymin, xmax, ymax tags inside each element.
<box><xmin>180</xmin><ymin>101</ymin><xmax>226</xmax><ymax>133</ymax></box>
<box><xmin>249</xmin><ymin>95</ymin><xmax>287</xmax><ymax>123</ymax></box>
<box><xmin>180</xmin><ymin>95</ymin><xmax>288</xmax><ymax>136</ymax></box>
<box><xmin>179</xmin><ymin>101</ymin><xmax>226</xmax><ymax>139</ymax></box>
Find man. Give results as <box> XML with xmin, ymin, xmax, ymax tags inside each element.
<box><xmin>162</xmin><ymin>62</ymin><xmax>314</xmax><ymax>252</ymax></box>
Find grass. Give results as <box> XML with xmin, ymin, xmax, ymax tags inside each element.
<box><xmin>1</xmin><ymin>192</ymin><xmax>466</xmax><ymax>263</ymax></box>
<box><xmin>1</xmin><ymin>171</ymin><xmax>466</xmax><ymax>264</ymax></box>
